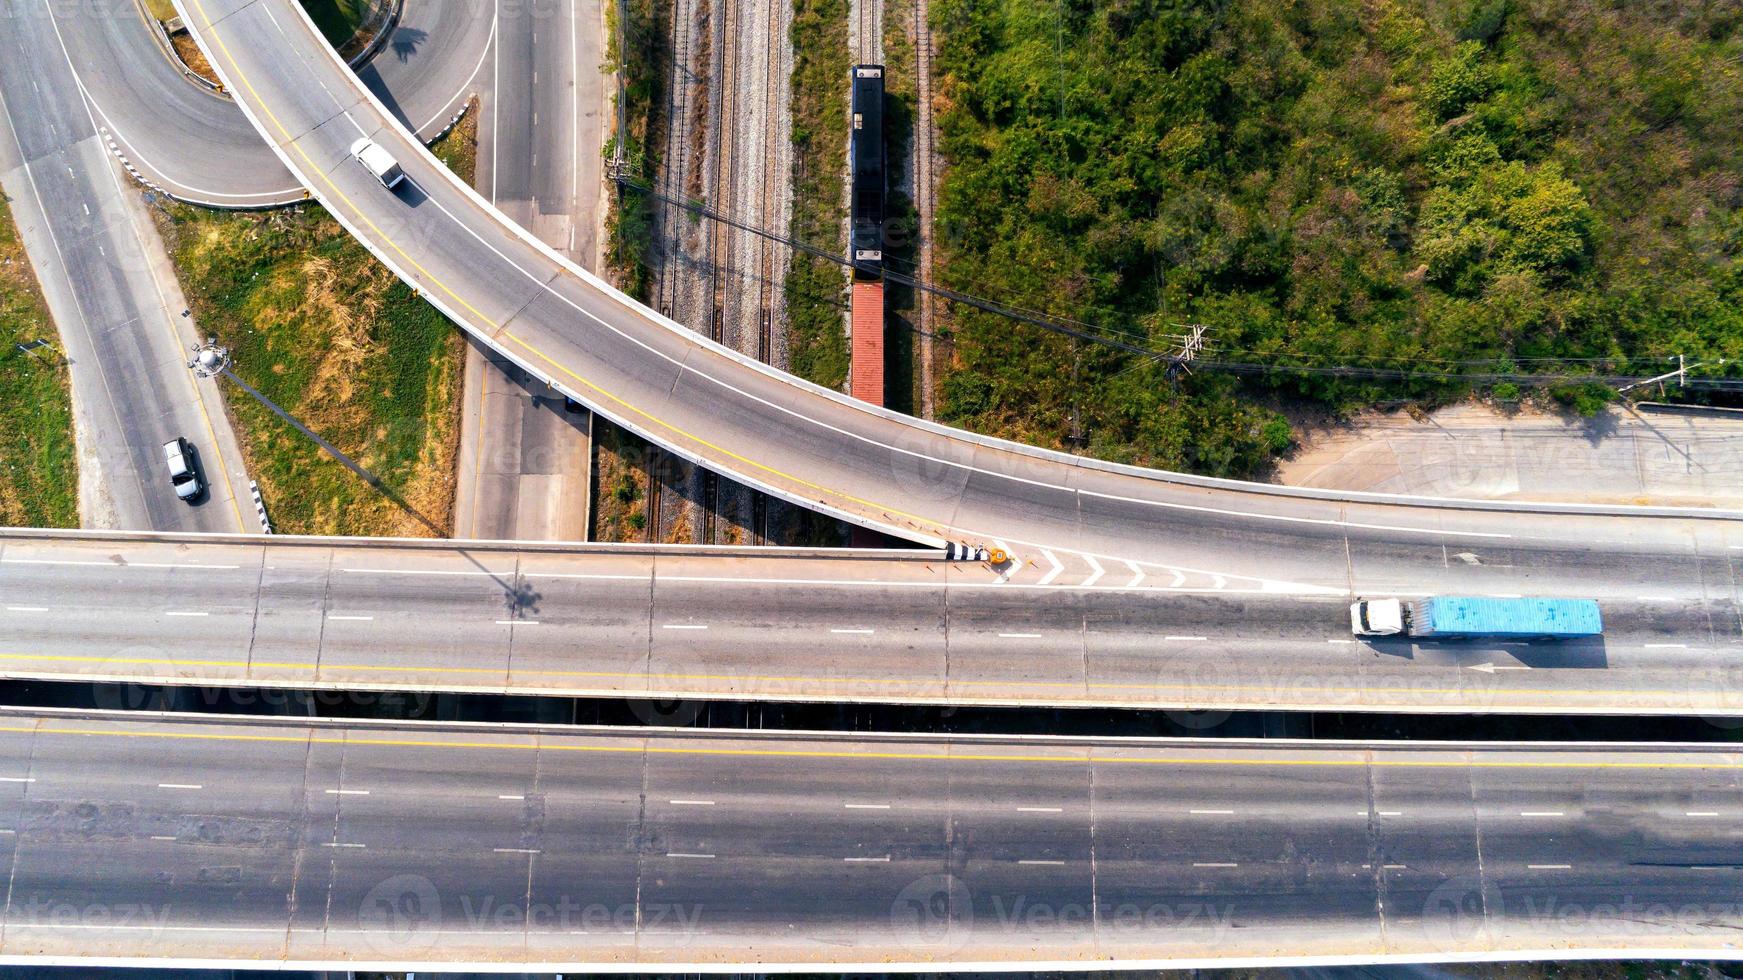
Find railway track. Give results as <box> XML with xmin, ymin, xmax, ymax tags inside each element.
<box><xmin>753</xmin><ymin>0</ymin><xmax>783</xmax><ymax>369</ymax></box>
<box><xmin>744</xmin><ymin>0</ymin><xmax>790</xmax><ymax>542</ymax></box>
<box><xmin>699</xmin><ymin>0</ymin><xmax>738</xmax><ymax>545</ymax></box>
<box><xmin>912</xmin><ymin>0</ymin><xmax>936</xmax><ymax>419</ymax></box>
<box><xmin>647</xmin><ymin>0</ymin><xmax>799</xmax><ymax>543</ymax></box>
<box><xmin>706</xmin><ymin>0</ymin><xmax>737</xmax><ymax>348</ymax></box>
<box><xmin>857</xmin><ymin>0</ymin><xmax>881</xmax><ymax>62</ymax></box>
<box><xmin>655</xmin><ymin>0</ymin><xmax>699</xmax><ymax>322</ymax></box>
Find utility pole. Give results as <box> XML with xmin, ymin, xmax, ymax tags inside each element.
<box><xmin>1166</xmin><ymin>323</ymin><xmax>1208</xmax><ymax>380</ymax></box>
<box><xmin>1617</xmin><ymin>356</ymin><xmax>1703</xmax><ymax>394</ymax></box>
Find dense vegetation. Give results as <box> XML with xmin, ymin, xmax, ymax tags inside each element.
<box><xmin>150</xmin><ymin>113</ymin><xmax>476</xmax><ymax>535</ymax></box>
<box><xmin>0</xmin><ymin>194</ymin><xmax>77</xmax><ymax>527</ymax></box>
<box><xmin>930</xmin><ymin>0</ymin><xmax>1743</xmax><ymax>477</ymax></box>
<box><xmin>881</xmin><ymin>0</ymin><xmax>922</xmax><ymax>414</ymax></box>
<box><xmin>604</xmin><ymin>0</ymin><xmax>664</xmax><ymax>298</ymax></box>
<box><xmin>783</xmin><ymin>0</ymin><xmax>853</xmax><ymax>388</ymax></box>
<box><xmin>301</xmin><ymin>0</ymin><xmax>376</xmax><ymax>52</ymax></box>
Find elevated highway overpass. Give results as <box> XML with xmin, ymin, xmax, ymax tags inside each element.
<box><xmin>2</xmin><ymin>530</ymin><xmax>1740</xmax><ymax>716</ymax></box>
<box><xmin>0</xmin><ymin>708</ymin><xmax>1738</xmax><ymax>970</ymax></box>
<box><xmin>170</xmin><ymin>0</ymin><xmax>1743</xmax><ymax>581</ymax></box>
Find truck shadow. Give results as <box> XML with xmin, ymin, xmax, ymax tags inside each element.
<box><xmin>1367</xmin><ymin>635</ymin><xmax>1609</xmax><ymax>669</ymax></box>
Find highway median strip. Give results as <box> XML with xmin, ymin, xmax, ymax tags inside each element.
<box><xmin>2</xmin><ymin>720</ymin><xmax>1742</xmax><ymax>771</ymax></box>
<box><xmin>0</xmin><ymin>652</ymin><xmax>1728</xmax><ymax>704</ymax></box>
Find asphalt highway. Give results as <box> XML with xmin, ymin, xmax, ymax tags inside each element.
<box><xmin>2</xmin><ymin>531</ymin><xmax>1739</xmax><ymax>716</ymax></box>
<box><xmin>455</xmin><ymin>0</ymin><xmax>603</xmax><ymax>541</ymax></box>
<box><xmin>0</xmin><ymin>709</ymin><xmax>1737</xmax><ymax>968</ymax></box>
<box><xmin>175</xmin><ymin>0</ymin><xmax>1743</xmax><ymax>592</ymax></box>
<box><xmin>0</xmin><ymin>2</ymin><xmax>253</xmax><ymax>533</ymax></box>
<box><xmin>54</xmin><ymin>0</ymin><xmax>493</xmax><ymax>206</ymax></box>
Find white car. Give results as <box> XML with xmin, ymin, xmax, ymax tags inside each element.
<box><xmin>350</xmin><ymin>137</ymin><xmax>406</xmax><ymax>189</ymax></box>
<box><xmin>162</xmin><ymin>437</ymin><xmax>204</xmax><ymax>503</ymax></box>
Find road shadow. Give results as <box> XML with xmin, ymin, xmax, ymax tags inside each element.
<box><xmin>1504</xmin><ymin>635</ymin><xmax>1608</xmax><ymax>669</ymax></box>
<box><xmin>219</xmin><ymin>367</ymin><xmax>536</xmax><ymax>611</ymax></box>
<box><xmin>389</xmin><ymin>26</ymin><xmax>428</xmax><ymax>63</ymax></box>
<box><xmin>1622</xmin><ymin>404</ymin><xmax>1709</xmax><ymax>472</ymax></box>
<box><xmin>1578</xmin><ymin>408</ymin><xmax>1621</xmax><ymax>447</ymax></box>
<box><xmin>1367</xmin><ymin>635</ymin><xmax>1608</xmax><ymax>668</ymax></box>
<box><xmin>355</xmin><ymin>62</ymin><xmax>412</xmax><ymax>129</ymax></box>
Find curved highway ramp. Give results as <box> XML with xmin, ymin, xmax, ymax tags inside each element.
<box><xmin>0</xmin><ymin>709</ymin><xmax>1739</xmax><ymax>970</ymax></box>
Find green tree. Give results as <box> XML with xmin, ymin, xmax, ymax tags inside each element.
<box><xmin>1417</xmin><ymin>137</ymin><xmax>1592</xmax><ymax>293</ymax></box>
<box><xmin>1425</xmin><ymin>41</ymin><xmax>1498</xmax><ymax>120</ymax></box>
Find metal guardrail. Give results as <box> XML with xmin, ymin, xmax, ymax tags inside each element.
<box><xmin>0</xmin><ymin>526</ymin><xmax>937</xmax><ymax>561</ymax></box>
<box><xmin>1634</xmin><ymin>401</ymin><xmax>1743</xmax><ymax>418</ymax></box>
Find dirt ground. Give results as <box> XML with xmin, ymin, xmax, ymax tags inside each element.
<box><xmin>1274</xmin><ymin>401</ymin><xmax>1743</xmax><ymax>508</ymax></box>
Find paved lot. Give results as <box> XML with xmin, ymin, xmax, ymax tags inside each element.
<box><xmin>1279</xmin><ymin>404</ymin><xmax>1743</xmax><ymax>508</ymax></box>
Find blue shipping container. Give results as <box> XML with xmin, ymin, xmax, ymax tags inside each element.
<box><xmin>1414</xmin><ymin>597</ymin><xmax>1602</xmax><ymax>638</ymax></box>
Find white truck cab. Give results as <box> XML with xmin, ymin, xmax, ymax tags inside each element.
<box><xmin>1350</xmin><ymin>597</ymin><xmax>1404</xmax><ymax>636</ymax></box>
<box><xmin>350</xmin><ymin>137</ymin><xmax>406</xmax><ymax>189</ymax></box>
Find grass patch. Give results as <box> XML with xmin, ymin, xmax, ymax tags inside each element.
<box><xmin>169</xmin><ymin>32</ymin><xmax>219</xmax><ymax>85</ymax></box>
<box><xmin>431</xmin><ymin>97</ymin><xmax>479</xmax><ymax>185</ymax></box>
<box><xmin>146</xmin><ymin>0</ymin><xmax>371</xmax><ymax>51</ymax></box>
<box><xmin>0</xmin><ymin>193</ymin><xmax>78</xmax><ymax>528</ymax></box>
<box><xmin>300</xmin><ymin>0</ymin><xmax>375</xmax><ymax>51</ymax></box>
<box><xmin>148</xmin><ymin>121</ymin><xmax>477</xmax><ymax>536</ymax></box>
<box><xmin>589</xmin><ymin>418</ymin><xmax>649</xmax><ymax>542</ymax></box>
<box><xmin>782</xmin><ymin>0</ymin><xmax>852</xmax><ymax>389</ymax></box>
<box><xmin>603</xmin><ymin>0</ymin><xmax>665</xmax><ymax>299</ymax></box>
<box><xmin>880</xmin><ymin>4</ymin><xmax>919</xmax><ymax>414</ymax></box>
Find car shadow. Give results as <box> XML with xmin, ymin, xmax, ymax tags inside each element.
<box><xmin>390</xmin><ymin>172</ymin><xmax>431</xmax><ymax>208</ymax></box>
<box><xmin>183</xmin><ymin>443</ymin><xmax>210</xmax><ymax>506</ymax></box>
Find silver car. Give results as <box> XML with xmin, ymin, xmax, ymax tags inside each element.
<box><xmin>162</xmin><ymin>437</ymin><xmax>204</xmax><ymax>503</ymax></box>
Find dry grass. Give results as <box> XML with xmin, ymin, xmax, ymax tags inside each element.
<box><xmin>431</xmin><ymin>98</ymin><xmax>480</xmax><ymax>186</ymax></box>
<box><xmin>147</xmin><ymin>116</ymin><xmax>479</xmax><ymax>536</ymax></box>
<box><xmin>0</xmin><ymin>192</ymin><xmax>77</xmax><ymax>527</ymax></box>
<box><xmin>589</xmin><ymin>418</ymin><xmax>651</xmax><ymax>541</ymax></box>
<box><xmin>169</xmin><ymin>32</ymin><xmax>220</xmax><ymax>86</ymax></box>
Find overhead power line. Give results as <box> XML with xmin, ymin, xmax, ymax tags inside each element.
<box><xmin>611</xmin><ymin>175</ymin><xmax>1741</xmax><ymax>392</ymax></box>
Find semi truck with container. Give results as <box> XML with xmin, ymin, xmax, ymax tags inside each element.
<box><xmin>1350</xmin><ymin>596</ymin><xmax>1602</xmax><ymax>640</ymax></box>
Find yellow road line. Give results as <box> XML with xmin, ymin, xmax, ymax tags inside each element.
<box><xmin>0</xmin><ymin>652</ymin><xmax>1717</xmax><ymax>702</ymax></box>
<box><xmin>184</xmin><ymin>0</ymin><xmax>937</xmax><ymax>533</ymax></box>
<box><xmin>0</xmin><ymin>721</ymin><xmax>1734</xmax><ymax>769</ymax></box>
<box><xmin>498</xmin><ymin>332</ymin><xmax>925</xmax><ymax>523</ymax></box>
